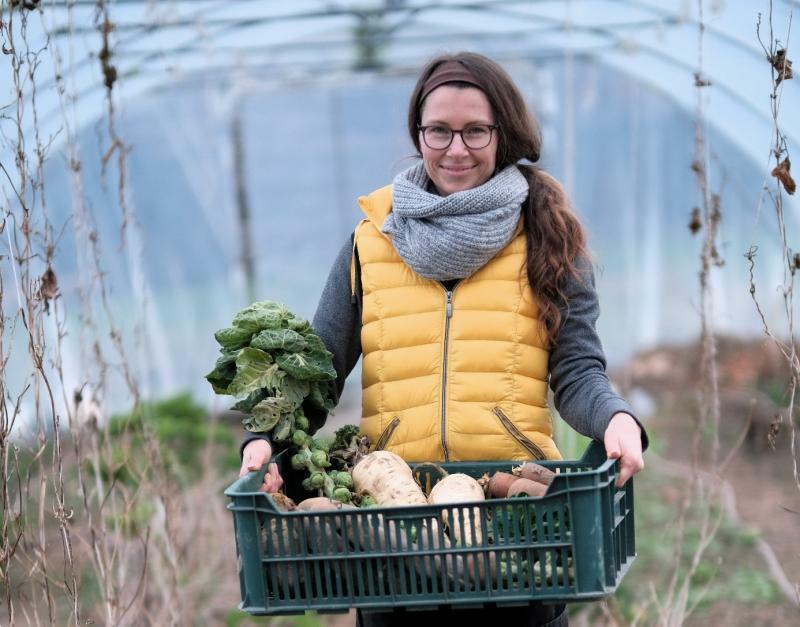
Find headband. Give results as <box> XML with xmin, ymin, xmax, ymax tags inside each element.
<box><xmin>419</xmin><ymin>60</ymin><xmax>484</xmax><ymax>103</ymax></box>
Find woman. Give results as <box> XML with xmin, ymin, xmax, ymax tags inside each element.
<box><xmin>241</xmin><ymin>52</ymin><xmax>646</xmax><ymax>627</ymax></box>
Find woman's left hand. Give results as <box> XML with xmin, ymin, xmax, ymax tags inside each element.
<box><xmin>603</xmin><ymin>412</ymin><xmax>644</xmax><ymax>487</ymax></box>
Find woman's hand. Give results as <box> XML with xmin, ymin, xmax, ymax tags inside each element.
<box><xmin>240</xmin><ymin>439</ymin><xmax>284</xmax><ymax>493</ymax></box>
<box><xmin>603</xmin><ymin>412</ymin><xmax>644</xmax><ymax>487</ymax></box>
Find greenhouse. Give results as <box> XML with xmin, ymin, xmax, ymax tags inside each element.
<box><xmin>1</xmin><ymin>1</ymin><xmax>799</xmax><ymax>625</ymax></box>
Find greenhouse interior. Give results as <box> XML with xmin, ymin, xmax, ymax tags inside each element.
<box><xmin>1</xmin><ymin>1</ymin><xmax>799</xmax><ymax>625</ymax></box>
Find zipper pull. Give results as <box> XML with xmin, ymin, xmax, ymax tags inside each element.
<box><xmin>446</xmin><ymin>290</ymin><xmax>453</xmax><ymax>318</ymax></box>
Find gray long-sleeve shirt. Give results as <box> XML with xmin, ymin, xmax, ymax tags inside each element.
<box><xmin>243</xmin><ymin>235</ymin><xmax>648</xmax><ymax>454</ymax></box>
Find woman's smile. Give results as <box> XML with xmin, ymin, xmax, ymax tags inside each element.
<box><xmin>419</xmin><ymin>85</ymin><xmax>498</xmax><ymax>196</ymax></box>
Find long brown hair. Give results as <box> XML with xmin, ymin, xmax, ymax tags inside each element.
<box><xmin>407</xmin><ymin>51</ymin><xmax>588</xmax><ymax>347</ymax></box>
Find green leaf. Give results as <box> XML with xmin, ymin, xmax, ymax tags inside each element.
<box><xmin>232</xmin><ymin>389</ymin><xmax>268</xmax><ymax>414</ymax></box>
<box><xmin>307</xmin><ymin>380</ymin><xmax>335</xmax><ymax>411</ymax></box>
<box><xmin>214</xmin><ymin>326</ymin><xmax>253</xmax><ymax>350</ymax></box>
<box><xmin>287</xmin><ymin>317</ymin><xmax>312</xmax><ymax>334</ymax></box>
<box><xmin>243</xmin><ymin>396</ymin><xmax>294</xmax><ymax>432</ymax></box>
<box><xmin>250</xmin><ymin>328</ymin><xmax>308</xmax><ymax>353</ymax></box>
<box><xmin>232</xmin><ymin>301</ymin><xmax>290</xmax><ymax>333</ymax></box>
<box><xmin>276</xmin><ymin>351</ymin><xmax>336</xmax><ymax>381</ymax></box>
<box><xmin>302</xmin><ymin>332</ymin><xmax>329</xmax><ymax>355</ymax></box>
<box><xmin>205</xmin><ymin>350</ymin><xmax>240</xmax><ymax>393</ymax></box>
<box><xmin>228</xmin><ymin>348</ymin><xmax>281</xmax><ymax>397</ymax></box>
<box><xmin>281</xmin><ymin>376</ymin><xmax>311</xmax><ymax>407</ymax></box>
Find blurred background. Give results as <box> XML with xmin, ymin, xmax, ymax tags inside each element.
<box><xmin>1</xmin><ymin>1</ymin><xmax>799</xmax><ymax>625</ymax></box>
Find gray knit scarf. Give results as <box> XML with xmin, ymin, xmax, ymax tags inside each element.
<box><xmin>383</xmin><ymin>162</ymin><xmax>529</xmax><ymax>281</ymax></box>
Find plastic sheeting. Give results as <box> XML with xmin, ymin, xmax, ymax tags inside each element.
<box><xmin>2</xmin><ymin>0</ymin><xmax>798</xmax><ymax>424</ymax></box>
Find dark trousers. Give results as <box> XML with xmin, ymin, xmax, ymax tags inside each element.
<box><xmin>356</xmin><ymin>603</ymin><xmax>568</xmax><ymax>627</ymax></box>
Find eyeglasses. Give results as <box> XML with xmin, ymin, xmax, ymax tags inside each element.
<box><xmin>418</xmin><ymin>124</ymin><xmax>499</xmax><ymax>150</ymax></box>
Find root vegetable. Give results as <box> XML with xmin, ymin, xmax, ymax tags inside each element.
<box><xmin>295</xmin><ymin>497</ymin><xmax>356</xmax><ymax>553</ymax></box>
<box><xmin>515</xmin><ymin>462</ymin><xmax>555</xmax><ymax>486</ymax></box>
<box><xmin>269</xmin><ymin>492</ymin><xmax>297</xmax><ymax>511</ymax></box>
<box><xmin>296</xmin><ymin>497</ymin><xmax>354</xmax><ymax>512</ymax></box>
<box><xmin>507</xmin><ymin>478</ymin><xmax>548</xmax><ymax>498</ymax></box>
<box><xmin>428</xmin><ymin>473</ymin><xmax>485</xmax><ymax>545</ymax></box>
<box><xmin>428</xmin><ymin>473</ymin><xmax>496</xmax><ymax>584</ymax></box>
<box><xmin>486</xmin><ymin>471</ymin><xmax>518</xmax><ymax>498</ymax></box>
<box><xmin>351</xmin><ymin>450</ymin><xmax>427</xmax><ymax>506</ymax></box>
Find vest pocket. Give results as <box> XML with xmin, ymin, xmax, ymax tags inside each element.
<box><xmin>375</xmin><ymin>416</ymin><xmax>401</xmax><ymax>451</ymax></box>
<box><xmin>492</xmin><ymin>407</ymin><xmax>547</xmax><ymax>460</ymax></box>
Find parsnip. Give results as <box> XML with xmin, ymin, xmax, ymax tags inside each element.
<box><xmin>351</xmin><ymin>450</ymin><xmax>427</xmax><ymax>506</ymax></box>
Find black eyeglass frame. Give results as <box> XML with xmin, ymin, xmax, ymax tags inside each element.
<box><xmin>417</xmin><ymin>124</ymin><xmax>500</xmax><ymax>150</ymax></box>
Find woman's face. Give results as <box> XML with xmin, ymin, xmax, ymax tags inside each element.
<box><xmin>418</xmin><ymin>85</ymin><xmax>498</xmax><ymax>196</ymax></box>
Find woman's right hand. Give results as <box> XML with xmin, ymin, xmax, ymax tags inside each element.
<box><xmin>239</xmin><ymin>439</ymin><xmax>284</xmax><ymax>493</ymax></box>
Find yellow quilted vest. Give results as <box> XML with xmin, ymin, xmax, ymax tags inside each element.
<box><xmin>353</xmin><ymin>185</ymin><xmax>561</xmax><ymax>462</ymax></box>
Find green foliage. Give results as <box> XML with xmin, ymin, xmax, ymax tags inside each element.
<box><xmin>206</xmin><ymin>301</ymin><xmax>336</xmax><ymax>434</ymax></box>
<box><xmin>105</xmin><ymin>392</ymin><xmax>239</xmax><ymax>487</ymax></box>
<box><xmin>612</xmin><ymin>460</ymin><xmax>783</xmax><ymax>623</ymax></box>
<box><xmin>106</xmin><ymin>501</ymin><xmax>155</xmax><ymax>536</ymax></box>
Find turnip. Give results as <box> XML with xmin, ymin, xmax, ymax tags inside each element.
<box><xmin>428</xmin><ymin>473</ymin><xmax>485</xmax><ymax>545</ymax></box>
<box><xmin>428</xmin><ymin>471</ymin><xmax>497</xmax><ymax>585</ymax></box>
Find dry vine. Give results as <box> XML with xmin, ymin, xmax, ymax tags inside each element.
<box><xmin>0</xmin><ymin>1</ymin><xmax>206</xmax><ymax>624</ymax></box>
<box><xmin>748</xmin><ymin>1</ymin><xmax>799</xmax><ymax>497</ymax></box>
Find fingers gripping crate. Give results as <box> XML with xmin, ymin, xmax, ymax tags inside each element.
<box><xmin>224</xmin><ymin>441</ymin><xmax>636</xmax><ymax>616</ymax></box>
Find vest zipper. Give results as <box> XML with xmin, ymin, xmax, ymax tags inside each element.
<box><xmin>440</xmin><ymin>286</ymin><xmax>457</xmax><ymax>461</ymax></box>
<box><xmin>492</xmin><ymin>406</ymin><xmax>547</xmax><ymax>460</ymax></box>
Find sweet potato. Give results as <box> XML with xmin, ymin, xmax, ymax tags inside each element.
<box><xmin>486</xmin><ymin>471</ymin><xmax>518</xmax><ymax>498</ymax></box>
<box><xmin>507</xmin><ymin>478</ymin><xmax>548</xmax><ymax>498</ymax></box>
<box><xmin>515</xmin><ymin>462</ymin><xmax>555</xmax><ymax>486</ymax></box>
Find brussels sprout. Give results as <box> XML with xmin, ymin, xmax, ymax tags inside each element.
<box><xmin>310</xmin><ymin>472</ymin><xmax>325</xmax><ymax>489</ymax></box>
<box><xmin>302</xmin><ymin>478</ymin><xmax>313</xmax><ymax>492</ymax></box>
<box><xmin>310</xmin><ymin>450</ymin><xmax>330</xmax><ymax>468</ymax></box>
<box><xmin>311</xmin><ymin>437</ymin><xmax>331</xmax><ymax>453</ymax></box>
<box><xmin>332</xmin><ymin>487</ymin><xmax>352</xmax><ymax>503</ymax></box>
<box><xmin>333</xmin><ymin>472</ymin><xmax>353</xmax><ymax>489</ymax></box>
<box><xmin>291</xmin><ymin>453</ymin><xmax>307</xmax><ymax>471</ymax></box>
<box><xmin>359</xmin><ymin>495</ymin><xmax>377</xmax><ymax>508</ymax></box>
<box><xmin>295</xmin><ymin>415</ymin><xmax>310</xmax><ymax>431</ymax></box>
<box><xmin>292</xmin><ymin>429</ymin><xmax>309</xmax><ymax>447</ymax></box>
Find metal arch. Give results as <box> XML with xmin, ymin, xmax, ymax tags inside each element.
<box><xmin>5</xmin><ymin>0</ymin><xmax>798</xmax><ymax>166</ymax></box>
<box><xmin>28</xmin><ymin>0</ymin><xmax>793</xmax><ymax>106</ymax></box>
<box><xmin>27</xmin><ymin>1</ymin><xmax>796</xmax><ymax>130</ymax></box>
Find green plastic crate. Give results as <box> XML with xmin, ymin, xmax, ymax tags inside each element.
<box><xmin>224</xmin><ymin>440</ymin><xmax>635</xmax><ymax>616</ymax></box>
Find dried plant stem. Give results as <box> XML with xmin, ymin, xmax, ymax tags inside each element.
<box><xmin>752</xmin><ymin>2</ymin><xmax>800</xmax><ymax>494</ymax></box>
